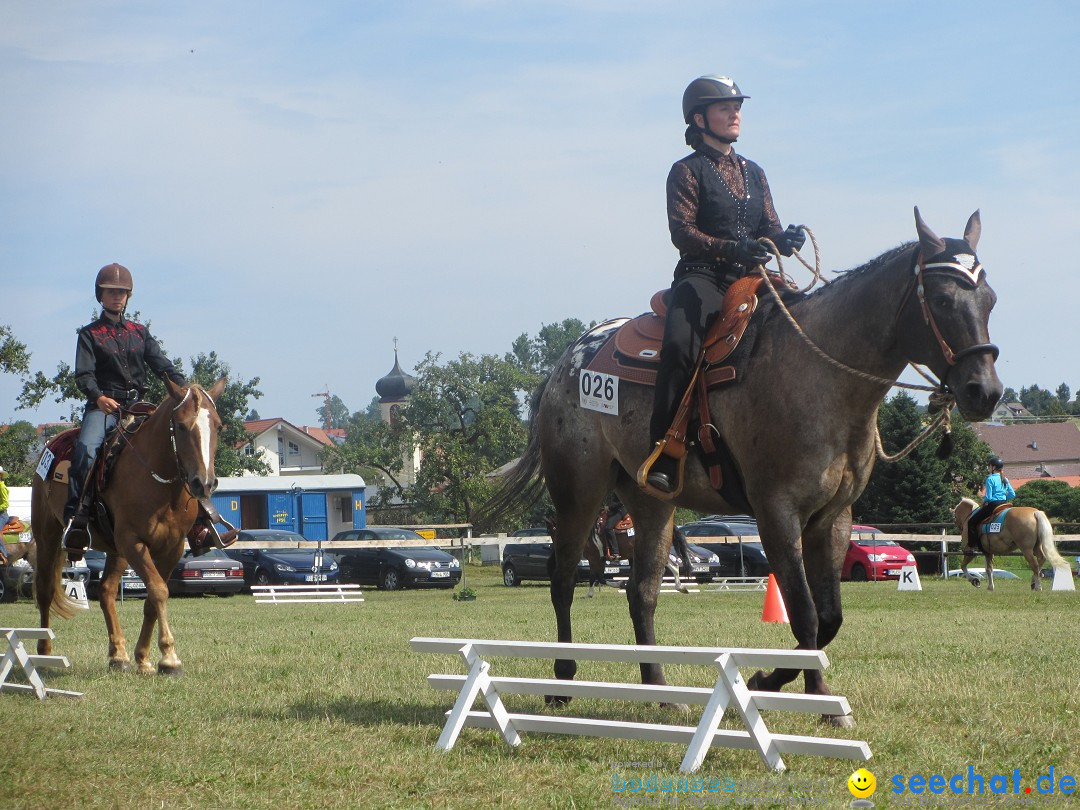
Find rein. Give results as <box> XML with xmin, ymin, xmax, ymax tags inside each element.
<box><xmin>755</xmin><ymin>232</ymin><xmax>993</xmax><ymax>463</ymax></box>
<box><xmin>116</xmin><ymin>388</ymin><xmax>195</xmax><ymax>491</ymax></box>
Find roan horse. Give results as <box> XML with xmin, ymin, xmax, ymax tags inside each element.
<box><xmin>483</xmin><ymin>209</ymin><xmax>1001</xmax><ymax>724</ymax></box>
<box><xmin>32</xmin><ymin>378</ymin><xmax>226</xmax><ymax>674</ymax></box>
<box><xmin>952</xmin><ymin>498</ymin><xmax>1071</xmax><ymax>591</ymax></box>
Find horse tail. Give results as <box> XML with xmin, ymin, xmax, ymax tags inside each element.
<box><xmin>476</xmin><ymin>376</ymin><xmax>550</xmax><ymax>531</ymax></box>
<box><xmin>1035</xmin><ymin>510</ymin><xmax>1068</xmax><ymax>570</ymax></box>
<box><xmin>30</xmin><ymin>484</ymin><xmax>79</xmax><ymax>621</ymax></box>
<box><xmin>672</xmin><ymin>524</ymin><xmax>693</xmax><ymax>572</ymax></box>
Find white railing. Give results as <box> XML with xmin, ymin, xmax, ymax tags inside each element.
<box><xmin>251</xmin><ymin>584</ymin><xmax>365</xmax><ymax>605</ymax></box>
<box><xmin>0</xmin><ymin>627</ymin><xmax>83</xmax><ymax>700</ymax></box>
<box><xmin>411</xmin><ymin>637</ymin><xmax>870</xmax><ymax>773</ymax></box>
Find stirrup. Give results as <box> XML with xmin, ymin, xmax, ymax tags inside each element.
<box><xmin>636</xmin><ymin>441</ymin><xmax>684</xmax><ymax>500</ymax></box>
<box><xmin>187</xmin><ymin>521</ymin><xmax>239</xmax><ymax>556</ymax></box>
<box><xmin>62</xmin><ymin>515</ymin><xmax>92</xmax><ymax>561</ymax></box>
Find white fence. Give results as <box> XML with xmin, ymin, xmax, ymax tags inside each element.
<box><xmin>251</xmin><ymin>584</ymin><xmax>365</xmax><ymax>605</ymax></box>
<box><xmin>0</xmin><ymin>627</ymin><xmax>82</xmax><ymax>700</ymax></box>
<box><xmin>411</xmin><ymin>637</ymin><xmax>870</xmax><ymax>773</ymax></box>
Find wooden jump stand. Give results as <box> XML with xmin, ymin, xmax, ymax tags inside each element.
<box><xmin>0</xmin><ymin>628</ymin><xmax>83</xmax><ymax>700</ymax></box>
<box><xmin>411</xmin><ymin>637</ymin><xmax>870</xmax><ymax>773</ymax></box>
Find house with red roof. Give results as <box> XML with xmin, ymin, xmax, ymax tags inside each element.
<box><xmin>971</xmin><ymin>421</ymin><xmax>1080</xmax><ymax>488</ymax></box>
<box><xmin>240</xmin><ymin>418</ymin><xmax>338</xmax><ymax>475</ymax></box>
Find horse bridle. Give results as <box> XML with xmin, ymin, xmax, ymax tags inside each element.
<box><xmin>902</xmin><ymin>250</ymin><xmax>1000</xmax><ymax>375</ymax></box>
<box><xmin>119</xmin><ymin>387</ymin><xmax>204</xmax><ymax>492</ymax></box>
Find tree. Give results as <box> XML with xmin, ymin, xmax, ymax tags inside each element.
<box><xmin>1019</xmin><ymin>384</ymin><xmax>1064</xmax><ymax>417</ymax></box>
<box><xmin>854</xmin><ymin>392</ymin><xmax>993</xmax><ymax>524</ymax></box>
<box><xmin>1000</xmin><ymin>387</ymin><xmax>1018</xmax><ymax>404</ymax></box>
<box><xmin>245</xmin><ymin>408</ymin><xmax>261</xmax><ymax>421</ymax></box>
<box><xmin>0</xmin><ymin>421</ymin><xmax>40</xmax><ymax>486</ymax></box>
<box><xmin>316</xmin><ymin>394</ymin><xmax>350</xmax><ymax>430</ymax></box>
<box><xmin>0</xmin><ymin>325</ymin><xmax>31</xmax><ymax>377</ymax></box>
<box><xmin>1055</xmin><ymin>383</ymin><xmax>1070</xmax><ymax>406</ymax></box>
<box><xmin>1013</xmin><ymin>479</ymin><xmax>1080</xmax><ymax>522</ymax></box>
<box><xmin>508</xmin><ymin>318</ymin><xmax>593</xmax><ymax>380</ymax></box>
<box><xmin>400</xmin><ymin>352</ymin><xmax>534</xmax><ymax>524</ymax></box>
<box><xmin>321</xmin><ymin>412</ymin><xmax>406</xmax><ymax>490</ymax></box>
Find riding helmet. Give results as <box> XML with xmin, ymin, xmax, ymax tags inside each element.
<box><xmin>682</xmin><ymin>75</ymin><xmax>749</xmax><ymax>123</ymax></box>
<box><xmin>988</xmin><ymin>456</ymin><xmax>1004</xmax><ymax>469</ymax></box>
<box><xmin>95</xmin><ymin>263</ymin><xmax>133</xmax><ymax>301</ymax></box>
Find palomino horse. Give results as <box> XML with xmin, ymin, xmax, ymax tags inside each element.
<box><xmin>483</xmin><ymin>210</ymin><xmax>1001</xmax><ymax>724</ymax></box>
<box><xmin>32</xmin><ymin>378</ymin><xmax>226</xmax><ymax>674</ymax></box>
<box><xmin>952</xmin><ymin>498</ymin><xmax>1071</xmax><ymax>591</ymax></box>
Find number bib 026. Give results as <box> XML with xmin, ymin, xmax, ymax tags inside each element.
<box><xmin>579</xmin><ymin>370</ymin><xmax>619</xmax><ymax>415</ymax></box>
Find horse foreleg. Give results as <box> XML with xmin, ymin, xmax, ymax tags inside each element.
<box><xmin>546</xmin><ymin>547</ymin><xmax>581</xmax><ymax>705</ymax></box>
<box><xmin>984</xmin><ymin>553</ymin><xmax>995</xmax><ymax>592</ymax></box>
<box><xmin>126</xmin><ymin>544</ymin><xmax>182</xmax><ymax>676</ymax></box>
<box><xmin>99</xmin><ymin>555</ymin><xmax>131</xmax><ymax>671</ymax></box>
<box><xmin>960</xmin><ymin>552</ymin><xmax>979</xmax><ymax>587</ymax></box>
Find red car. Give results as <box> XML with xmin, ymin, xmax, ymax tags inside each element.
<box><xmin>842</xmin><ymin>525</ymin><xmax>916</xmax><ymax>581</ymax></box>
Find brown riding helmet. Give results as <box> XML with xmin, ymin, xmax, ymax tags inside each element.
<box><xmin>95</xmin><ymin>263</ymin><xmax>133</xmax><ymax>301</ymax></box>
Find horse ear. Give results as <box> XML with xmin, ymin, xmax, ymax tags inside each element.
<box><xmin>165</xmin><ymin>377</ymin><xmax>185</xmax><ymax>400</ymax></box>
<box><xmin>208</xmin><ymin>376</ymin><xmax>228</xmax><ymax>402</ymax></box>
<box><xmin>963</xmin><ymin>209</ymin><xmax>981</xmax><ymax>251</ymax></box>
<box><xmin>914</xmin><ymin>206</ymin><xmax>946</xmax><ymax>258</ymax></box>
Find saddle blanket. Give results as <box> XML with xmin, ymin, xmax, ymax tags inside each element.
<box><xmin>981</xmin><ymin>509</ymin><xmax>1010</xmax><ymax>535</ymax></box>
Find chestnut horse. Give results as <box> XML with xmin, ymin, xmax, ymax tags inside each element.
<box><xmin>32</xmin><ymin>378</ymin><xmax>226</xmax><ymax>674</ymax></box>
<box><xmin>952</xmin><ymin>498</ymin><xmax>1072</xmax><ymax>591</ymax></box>
<box><xmin>483</xmin><ymin>210</ymin><xmax>1001</xmax><ymax>724</ymax></box>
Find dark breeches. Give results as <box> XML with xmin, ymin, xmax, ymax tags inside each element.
<box><xmin>650</xmin><ymin>270</ymin><xmax>733</xmax><ymax>443</ymax></box>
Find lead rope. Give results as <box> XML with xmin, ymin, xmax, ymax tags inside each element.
<box><xmin>756</xmin><ymin>228</ymin><xmax>956</xmax><ymax>463</ymax></box>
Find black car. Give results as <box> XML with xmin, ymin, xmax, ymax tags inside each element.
<box><xmin>331</xmin><ymin>527</ymin><xmax>432</xmax><ymax>542</ymax></box>
<box><xmin>225</xmin><ymin>530</ymin><xmax>340</xmax><ymax>588</ymax></box>
<box><xmin>691</xmin><ymin>541</ymin><xmax>770</xmax><ymax>577</ymax></box>
<box><xmin>167</xmin><ymin>548</ymin><xmax>245</xmax><ymax>597</ymax></box>
<box><xmin>680</xmin><ymin>517</ymin><xmax>760</xmax><ymax>539</ymax></box>
<box><xmin>334</xmin><ymin>543</ymin><xmax>462</xmax><ymax>590</ymax></box>
<box><xmin>71</xmin><ymin>549</ymin><xmax>147</xmax><ymax>599</ymax></box>
<box><xmin>501</xmin><ymin>542</ymin><xmax>631</xmax><ymax>587</ymax></box>
<box><xmin>509</xmin><ymin>527</ymin><xmax>551</xmax><ymax>538</ymax></box>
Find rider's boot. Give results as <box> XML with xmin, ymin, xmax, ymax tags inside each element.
<box><xmin>62</xmin><ymin>503</ymin><xmax>92</xmax><ymax>562</ymax></box>
<box><xmin>186</xmin><ymin>518</ymin><xmax>239</xmax><ymax>556</ymax></box>
<box><xmin>646</xmin><ymin>454</ymin><xmax>679</xmax><ymax>494</ymax></box>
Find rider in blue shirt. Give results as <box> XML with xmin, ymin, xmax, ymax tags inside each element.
<box><xmin>966</xmin><ymin>457</ymin><xmax>1015</xmax><ymax>552</ymax></box>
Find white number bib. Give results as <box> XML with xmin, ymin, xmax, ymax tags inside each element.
<box><xmin>579</xmin><ymin>370</ymin><xmax>619</xmax><ymax>415</ymax></box>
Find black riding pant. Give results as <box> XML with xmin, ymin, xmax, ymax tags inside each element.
<box><xmin>649</xmin><ymin>267</ymin><xmax>736</xmax><ymax>444</ymax></box>
<box><xmin>968</xmin><ymin>500</ymin><xmax>1006</xmax><ymax>548</ymax></box>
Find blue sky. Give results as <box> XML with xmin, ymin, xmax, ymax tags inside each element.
<box><xmin>3</xmin><ymin>1</ymin><xmax>1078</xmax><ymax>426</ymax></box>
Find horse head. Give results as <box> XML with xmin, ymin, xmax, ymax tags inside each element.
<box><xmin>896</xmin><ymin>208</ymin><xmax>1003</xmax><ymax>420</ymax></box>
<box><xmin>164</xmin><ymin>376</ymin><xmax>227</xmax><ymax>500</ymax></box>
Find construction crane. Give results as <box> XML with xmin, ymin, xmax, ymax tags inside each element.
<box><xmin>312</xmin><ymin>385</ymin><xmax>332</xmax><ymax>429</ymax></box>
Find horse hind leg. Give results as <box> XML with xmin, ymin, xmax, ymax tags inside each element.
<box><xmin>1019</xmin><ymin>545</ymin><xmax>1043</xmax><ymax>591</ymax></box>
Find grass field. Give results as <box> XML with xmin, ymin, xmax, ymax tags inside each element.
<box><xmin>1</xmin><ymin>565</ymin><xmax>1077</xmax><ymax>809</ymax></box>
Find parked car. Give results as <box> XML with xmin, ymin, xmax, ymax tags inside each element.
<box><xmin>510</xmin><ymin>527</ymin><xmax>551</xmax><ymax>537</ymax></box>
<box><xmin>842</xmin><ymin>525</ymin><xmax>916</xmax><ymax>581</ymax></box>
<box><xmin>501</xmin><ymin>541</ymin><xmax>627</xmax><ymax>586</ymax></box>
<box><xmin>331</xmin><ymin>527</ymin><xmax>431</xmax><ymax>542</ymax></box>
<box><xmin>946</xmin><ymin>567</ymin><xmax>1020</xmax><ymax>581</ymax></box>
<box><xmin>690</xmin><ymin>540</ymin><xmax>771</xmax><ymax>578</ymax></box>
<box><xmin>0</xmin><ymin>559</ymin><xmax>34</xmax><ymax>603</ymax></box>
<box><xmin>167</xmin><ymin>548</ymin><xmax>245</xmax><ymax>597</ymax></box>
<box><xmin>334</xmin><ymin>543</ymin><xmax>462</xmax><ymax>590</ymax></box>
<box><xmin>681</xmin><ymin>516</ymin><xmax>760</xmax><ymax>538</ymax></box>
<box><xmin>71</xmin><ymin>549</ymin><xmax>147</xmax><ymax>599</ymax></box>
<box><xmin>225</xmin><ymin>534</ymin><xmax>339</xmax><ymax>587</ymax></box>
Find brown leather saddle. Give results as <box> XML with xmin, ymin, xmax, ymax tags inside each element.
<box><xmin>585</xmin><ymin>274</ymin><xmax>764</xmax><ymax>389</ymax></box>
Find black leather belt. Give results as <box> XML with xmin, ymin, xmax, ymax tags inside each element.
<box><xmin>101</xmin><ymin>388</ymin><xmax>141</xmax><ymax>403</ymax></box>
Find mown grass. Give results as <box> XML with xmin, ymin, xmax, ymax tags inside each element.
<box><xmin>1</xmin><ymin>567</ymin><xmax>1077</xmax><ymax>809</ymax></box>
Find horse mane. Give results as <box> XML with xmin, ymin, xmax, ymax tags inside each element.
<box><xmin>804</xmin><ymin>242</ymin><xmax>916</xmax><ymax>301</ymax></box>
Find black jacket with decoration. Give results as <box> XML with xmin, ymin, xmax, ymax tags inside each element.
<box><xmin>73</xmin><ymin>314</ymin><xmax>186</xmax><ymax>408</ymax></box>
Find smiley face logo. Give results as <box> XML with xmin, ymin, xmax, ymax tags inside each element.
<box><xmin>848</xmin><ymin>768</ymin><xmax>876</xmax><ymax>798</ymax></box>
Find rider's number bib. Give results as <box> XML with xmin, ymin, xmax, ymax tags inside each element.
<box><xmin>579</xmin><ymin>370</ymin><xmax>619</xmax><ymax>415</ymax></box>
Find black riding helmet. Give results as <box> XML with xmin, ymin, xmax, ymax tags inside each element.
<box><xmin>682</xmin><ymin>75</ymin><xmax>750</xmax><ymax>124</ymax></box>
<box><xmin>989</xmin><ymin>456</ymin><xmax>1004</xmax><ymax>469</ymax></box>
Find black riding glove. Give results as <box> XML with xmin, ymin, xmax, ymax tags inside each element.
<box><xmin>724</xmin><ymin>237</ymin><xmax>771</xmax><ymax>269</ymax></box>
<box><xmin>773</xmin><ymin>224</ymin><xmax>806</xmax><ymax>257</ymax></box>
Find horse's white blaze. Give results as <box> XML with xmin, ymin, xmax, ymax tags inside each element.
<box><xmin>194</xmin><ymin>404</ymin><xmax>213</xmax><ymax>474</ymax></box>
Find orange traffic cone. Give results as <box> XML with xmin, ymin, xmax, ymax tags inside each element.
<box><xmin>762</xmin><ymin>574</ymin><xmax>789</xmax><ymax>624</ymax></box>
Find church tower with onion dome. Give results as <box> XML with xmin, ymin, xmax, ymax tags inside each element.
<box><xmin>375</xmin><ymin>340</ymin><xmax>421</xmax><ymax>486</ymax></box>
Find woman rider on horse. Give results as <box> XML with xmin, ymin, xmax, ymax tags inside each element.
<box><xmin>62</xmin><ymin>264</ymin><xmax>187</xmax><ymax>558</ymax></box>
<box><xmin>645</xmin><ymin>75</ymin><xmax>806</xmax><ymax>494</ymax></box>
<box><xmin>966</xmin><ymin>456</ymin><xmax>1016</xmax><ymax>553</ymax></box>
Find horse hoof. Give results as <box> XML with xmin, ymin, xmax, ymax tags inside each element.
<box><xmin>108</xmin><ymin>659</ymin><xmax>131</xmax><ymax>672</ymax></box>
<box><xmin>969</xmin><ymin>577</ymin><xmax>980</xmax><ymax>588</ymax></box>
<box><xmin>746</xmin><ymin>670</ymin><xmax>768</xmax><ymax>691</ymax></box>
<box><xmin>824</xmin><ymin>713</ymin><xmax>855</xmax><ymax>728</ymax></box>
<box><xmin>544</xmin><ymin>694</ymin><xmax>571</xmax><ymax>708</ymax></box>
<box><xmin>158</xmin><ymin>663</ymin><xmax>184</xmax><ymax>677</ymax></box>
